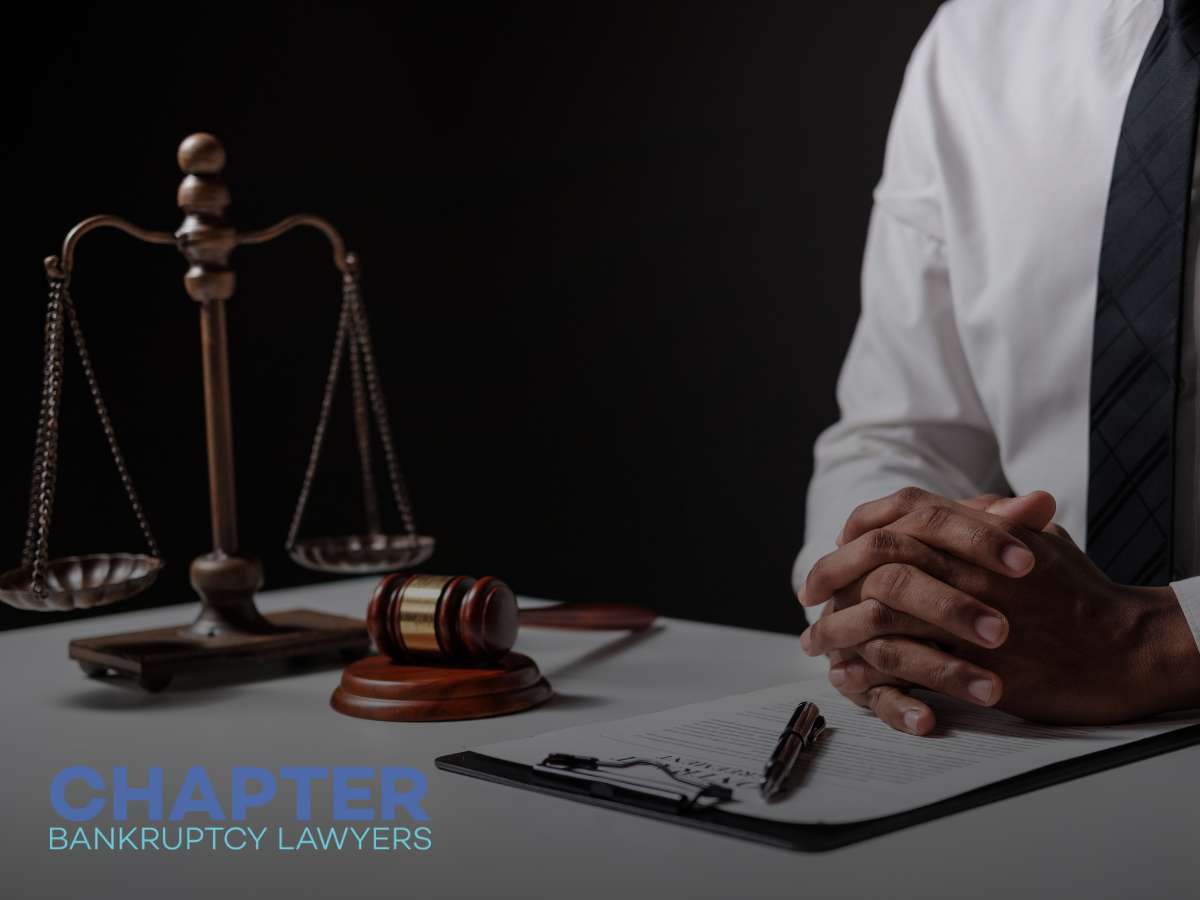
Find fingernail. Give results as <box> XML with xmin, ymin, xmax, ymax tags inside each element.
<box><xmin>968</xmin><ymin>679</ymin><xmax>994</xmax><ymax>703</ymax></box>
<box><xmin>1001</xmin><ymin>544</ymin><xmax>1034</xmax><ymax>575</ymax></box>
<box><xmin>835</xmin><ymin>526</ymin><xmax>846</xmax><ymax>546</ymax></box>
<box><xmin>828</xmin><ymin>667</ymin><xmax>846</xmax><ymax>686</ymax></box>
<box><xmin>974</xmin><ymin>615</ymin><xmax>1006</xmax><ymax>645</ymax></box>
<box><xmin>903</xmin><ymin>710</ymin><xmax>922</xmax><ymax>733</ymax></box>
<box><xmin>800</xmin><ymin>629</ymin><xmax>813</xmax><ymax>654</ymax></box>
<box><xmin>798</xmin><ymin>577</ymin><xmax>813</xmax><ymax>606</ymax></box>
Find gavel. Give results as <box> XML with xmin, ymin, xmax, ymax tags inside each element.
<box><xmin>366</xmin><ymin>573</ymin><xmax>657</xmax><ymax>663</ymax></box>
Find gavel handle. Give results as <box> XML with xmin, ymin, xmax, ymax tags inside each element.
<box><xmin>518</xmin><ymin>602</ymin><xmax>657</xmax><ymax>632</ymax></box>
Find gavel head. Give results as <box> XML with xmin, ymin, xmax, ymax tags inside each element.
<box><xmin>367</xmin><ymin>574</ymin><xmax>519</xmax><ymax>663</ymax></box>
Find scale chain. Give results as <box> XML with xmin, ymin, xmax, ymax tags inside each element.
<box><xmin>61</xmin><ymin>288</ymin><xmax>160</xmax><ymax>559</ymax></box>
<box><xmin>23</xmin><ymin>282</ymin><xmax>66</xmax><ymax>594</ymax></box>
<box><xmin>285</xmin><ymin>282</ymin><xmax>354</xmax><ymax>549</ymax></box>
<box><xmin>347</xmin><ymin>298</ymin><xmax>383</xmax><ymax>535</ymax></box>
<box><xmin>344</xmin><ymin>268</ymin><xmax>417</xmax><ymax>536</ymax></box>
<box><xmin>22</xmin><ymin>286</ymin><xmax>59</xmax><ymax>567</ymax></box>
<box><xmin>285</xmin><ymin>261</ymin><xmax>419</xmax><ymax>550</ymax></box>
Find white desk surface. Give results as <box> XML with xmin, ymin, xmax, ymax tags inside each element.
<box><xmin>2</xmin><ymin>578</ymin><xmax>1194</xmax><ymax>900</ymax></box>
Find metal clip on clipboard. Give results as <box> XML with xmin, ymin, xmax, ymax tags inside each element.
<box><xmin>537</xmin><ymin>699</ymin><xmax>827</xmax><ymax>813</ymax></box>
<box><xmin>537</xmin><ymin>753</ymin><xmax>736</xmax><ymax>812</ymax></box>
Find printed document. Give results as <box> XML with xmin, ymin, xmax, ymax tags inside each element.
<box><xmin>472</xmin><ymin>680</ymin><xmax>1200</xmax><ymax>823</ymax></box>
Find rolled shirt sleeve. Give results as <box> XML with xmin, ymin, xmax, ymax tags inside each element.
<box><xmin>793</xmin><ymin>11</ymin><xmax>1006</xmax><ymax>598</ymax></box>
<box><xmin>1170</xmin><ymin>578</ymin><xmax>1200</xmax><ymax>653</ymax></box>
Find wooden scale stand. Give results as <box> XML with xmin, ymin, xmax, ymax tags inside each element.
<box><xmin>2</xmin><ymin>132</ymin><xmax>659</xmax><ymax>715</ymax></box>
<box><xmin>0</xmin><ymin>133</ymin><xmax>435</xmax><ymax>691</ymax></box>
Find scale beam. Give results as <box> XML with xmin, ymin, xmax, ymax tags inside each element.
<box><xmin>44</xmin><ymin>214</ymin><xmax>176</xmax><ymax>282</ymax></box>
<box><xmin>238</xmin><ymin>214</ymin><xmax>353</xmax><ymax>273</ymax></box>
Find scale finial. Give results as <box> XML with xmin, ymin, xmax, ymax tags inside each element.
<box><xmin>177</xmin><ymin>132</ymin><xmax>226</xmax><ymax>174</ymax></box>
<box><xmin>176</xmin><ymin>133</ymin><xmax>232</xmax><ymax>226</ymax></box>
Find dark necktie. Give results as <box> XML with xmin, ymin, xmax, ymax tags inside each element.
<box><xmin>1088</xmin><ymin>0</ymin><xmax>1200</xmax><ymax>585</ymax></box>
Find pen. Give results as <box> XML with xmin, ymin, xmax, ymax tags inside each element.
<box><xmin>761</xmin><ymin>700</ymin><xmax>826</xmax><ymax>800</ymax></box>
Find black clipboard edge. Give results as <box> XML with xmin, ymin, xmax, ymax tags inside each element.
<box><xmin>436</xmin><ymin>723</ymin><xmax>1200</xmax><ymax>852</ymax></box>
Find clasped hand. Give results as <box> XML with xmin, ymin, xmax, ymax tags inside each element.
<box><xmin>798</xmin><ymin>488</ymin><xmax>1200</xmax><ymax>735</ymax></box>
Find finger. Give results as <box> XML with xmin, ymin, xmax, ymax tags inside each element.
<box><xmin>837</xmin><ymin>486</ymin><xmax>935</xmax><ymax>546</ymax></box>
<box><xmin>1043</xmin><ymin>522</ymin><xmax>1079</xmax><ymax>546</ymax></box>
<box><xmin>859</xmin><ymin>563</ymin><xmax>1007</xmax><ymax>648</ymax></box>
<box><xmin>956</xmin><ymin>494</ymin><xmax>1006</xmax><ymax>512</ymax></box>
<box><xmin>839</xmin><ymin>486</ymin><xmax>1054</xmax><ymax>548</ymax></box>
<box><xmin>801</xmin><ymin>525</ymin><xmax>1008</xmax><ymax>609</ymax></box>
<box><xmin>825</xmin><ymin>585</ymin><xmax>867</xmax><ymax>621</ymax></box>
<box><xmin>889</xmin><ymin>504</ymin><xmax>1034</xmax><ymax>575</ymax></box>
<box><xmin>861</xmin><ymin>685</ymin><xmax>936</xmax><ymax>736</ymax></box>
<box><xmin>857</xmin><ymin>636</ymin><xmax>1003</xmax><ymax>707</ymax></box>
<box><xmin>888</xmin><ymin>504</ymin><xmax>1034</xmax><ymax>577</ymax></box>
<box><xmin>827</xmin><ymin>553</ymin><xmax>1005</xmax><ymax>615</ymax></box>
<box><xmin>982</xmin><ymin>491</ymin><xmax>1057</xmax><ymax>531</ymax></box>
<box><xmin>802</xmin><ymin>528</ymin><xmax>962</xmax><ymax>606</ymax></box>
<box><xmin>801</xmin><ymin>598</ymin><xmax>950</xmax><ymax>656</ymax></box>
<box><xmin>829</xmin><ymin>659</ymin><xmax>931</xmax><ymax>733</ymax></box>
<box><xmin>829</xmin><ymin>657</ymin><xmax>912</xmax><ymax>694</ymax></box>
<box><xmin>816</xmin><ymin>597</ymin><xmax>855</xmax><ymax>662</ymax></box>
<box><xmin>811</xmin><ymin>594</ymin><xmax>860</xmax><ymax>660</ymax></box>
<box><xmin>958</xmin><ymin>491</ymin><xmax>1055</xmax><ymax>527</ymax></box>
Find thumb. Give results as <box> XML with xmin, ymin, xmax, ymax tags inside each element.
<box><xmin>983</xmin><ymin>490</ymin><xmax>1057</xmax><ymax>531</ymax></box>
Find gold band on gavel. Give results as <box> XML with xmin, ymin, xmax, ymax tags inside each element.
<box><xmin>395</xmin><ymin>574</ymin><xmax>448</xmax><ymax>654</ymax></box>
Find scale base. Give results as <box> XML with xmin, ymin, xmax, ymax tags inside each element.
<box><xmin>68</xmin><ymin>609</ymin><xmax>369</xmax><ymax>692</ymax></box>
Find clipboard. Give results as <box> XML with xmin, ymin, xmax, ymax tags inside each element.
<box><xmin>437</xmin><ymin>723</ymin><xmax>1200</xmax><ymax>852</ymax></box>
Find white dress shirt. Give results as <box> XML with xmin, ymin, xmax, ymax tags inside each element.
<box><xmin>792</xmin><ymin>0</ymin><xmax>1200</xmax><ymax>650</ymax></box>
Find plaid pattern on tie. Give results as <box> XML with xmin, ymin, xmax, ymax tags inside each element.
<box><xmin>1088</xmin><ymin>1</ymin><xmax>1200</xmax><ymax>584</ymax></box>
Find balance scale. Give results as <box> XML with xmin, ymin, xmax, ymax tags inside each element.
<box><xmin>0</xmin><ymin>133</ymin><xmax>435</xmax><ymax>691</ymax></box>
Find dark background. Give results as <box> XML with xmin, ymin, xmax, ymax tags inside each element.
<box><xmin>0</xmin><ymin>1</ymin><xmax>941</xmax><ymax>634</ymax></box>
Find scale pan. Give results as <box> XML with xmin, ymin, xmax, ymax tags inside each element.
<box><xmin>0</xmin><ymin>553</ymin><xmax>163</xmax><ymax>612</ymax></box>
<box><xmin>289</xmin><ymin>533</ymin><xmax>435</xmax><ymax>575</ymax></box>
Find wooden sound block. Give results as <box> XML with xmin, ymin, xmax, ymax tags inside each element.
<box><xmin>330</xmin><ymin>652</ymin><xmax>553</xmax><ymax>722</ymax></box>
